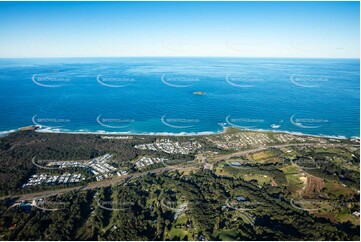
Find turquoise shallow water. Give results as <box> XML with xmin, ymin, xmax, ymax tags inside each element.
<box><xmin>0</xmin><ymin>57</ymin><xmax>359</xmax><ymax>137</ymax></box>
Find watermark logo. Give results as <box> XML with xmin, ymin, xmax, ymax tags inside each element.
<box><xmin>289</xmin><ymin>195</ymin><xmax>358</xmax><ymax>212</ymax></box>
<box><xmin>32</xmin><ymin>197</ymin><xmax>69</xmax><ymax>211</ymax></box>
<box><xmin>226</xmin><ymin>41</ymin><xmax>263</xmax><ymax>54</ymax></box>
<box><xmin>290</xmin><ymin>74</ymin><xmax>328</xmax><ymax>88</ymax></box>
<box><xmin>160</xmin><ymin>198</ymin><xmax>188</xmax><ymax>212</ymax></box>
<box><xmin>290</xmin><ymin>197</ymin><xmax>323</xmax><ymax>211</ymax></box>
<box><xmin>32</xmin><ymin>114</ymin><xmax>70</xmax><ymax>129</ymax></box>
<box><xmin>225</xmin><ymin>73</ymin><xmax>264</xmax><ymax>88</ymax></box>
<box><xmin>290</xmin><ymin>114</ymin><xmax>328</xmax><ymax>129</ymax></box>
<box><xmin>225</xmin><ymin>197</ymin><xmax>262</xmax><ymax>211</ymax></box>
<box><xmin>223</xmin><ymin>196</ymin><xmax>257</xmax><ymax>225</ymax></box>
<box><xmin>161</xmin><ymin>41</ymin><xmax>194</xmax><ymax>53</ymax></box>
<box><xmin>32</xmin><ymin>73</ymin><xmax>70</xmax><ymax>88</ymax></box>
<box><xmin>160</xmin><ymin>198</ymin><xmax>189</xmax><ymax>220</ymax></box>
<box><xmin>32</xmin><ymin>156</ymin><xmax>63</xmax><ymax>170</ymax></box>
<box><xmin>97</xmin><ymin>114</ymin><xmax>135</xmax><ymax>129</ymax></box>
<box><xmin>226</xmin><ymin>160</ymin><xmax>252</xmax><ymax>170</ymax></box>
<box><xmin>97</xmin><ymin>43</ymin><xmax>130</xmax><ymax>56</ymax></box>
<box><xmin>161</xmin><ymin>114</ymin><xmax>199</xmax><ymax>129</ymax></box>
<box><xmin>289</xmin><ymin>40</ymin><xmax>338</xmax><ymax>54</ymax></box>
<box><xmin>122</xmin><ymin>176</ymin><xmax>137</xmax><ymax>187</ymax></box>
<box><xmin>290</xmin><ymin>157</ymin><xmax>321</xmax><ymax>170</ymax></box>
<box><xmin>31</xmin><ymin>156</ymin><xmax>88</xmax><ymax>171</ymax></box>
<box><xmin>96</xmin><ymin>199</ymin><xmax>134</xmax><ymax>211</ymax></box>
<box><xmin>160</xmin><ymin>159</ymin><xmax>188</xmax><ymax>168</ymax></box>
<box><xmin>160</xmin><ymin>74</ymin><xmax>199</xmax><ymax>88</ymax></box>
<box><xmin>226</xmin><ymin>115</ymin><xmax>264</xmax><ymax>129</ymax></box>
<box><xmin>96</xmin><ymin>74</ymin><xmax>135</xmax><ymax>88</ymax></box>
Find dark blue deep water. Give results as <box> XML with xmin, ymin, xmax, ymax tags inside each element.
<box><xmin>0</xmin><ymin>58</ymin><xmax>359</xmax><ymax>137</ymax></box>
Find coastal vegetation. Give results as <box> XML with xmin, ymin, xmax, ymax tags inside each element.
<box><xmin>0</xmin><ymin>129</ymin><xmax>359</xmax><ymax>240</ymax></box>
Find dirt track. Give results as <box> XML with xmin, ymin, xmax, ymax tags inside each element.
<box><xmin>302</xmin><ymin>176</ymin><xmax>325</xmax><ymax>197</ymax></box>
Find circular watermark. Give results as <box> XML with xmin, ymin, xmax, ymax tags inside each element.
<box><xmin>161</xmin><ymin>114</ymin><xmax>200</xmax><ymax>129</ymax></box>
<box><xmin>32</xmin><ymin>73</ymin><xmax>70</xmax><ymax>88</ymax></box>
<box><xmin>96</xmin><ymin>74</ymin><xmax>135</xmax><ymax>88</ymax></box>
<box><xmin>160</xmin><ymin>74</ymin><xmax>199</xmax><ymax>88</ymax></box>
<box><xmin>32</xmin><ymin>197</ymin><xmax>70</xmax><ymax>211</ymax></box>
<box><xmin>31</xmin><ymin>156</ymin><xmax>64</xmax><ymax>170</ymax></box>
<box><xmin>226</xmin><ymin>160</ymin><xmax>253</xmax><ymax>170</ymax></box>
<box><xmin>289</xmin><ymin>40</ymin><xmax>319</xmax><ymax>53</ymax></box>
<box><xmin>161</xmin><ymin>41</ymin><xmax>194</xmax><ymax>53</ymax></box>
<box><xmin>226</xmin><ymin>41</ymin><xmax>264</xmax><ymax>54</ymax></box>
<box><xmin>290</xmin><ymin>74</ymin><xmax>328</xmax><ymax>88</ymax></box>
<box><xmin>290</xmin><ymin>197</ymin><xmax>324</xmax><ymax>211</ymax></box>
<box><xmin>225</xmin><ymin>73</ymin><xmax>264</xmax><ymax>88</ymax></box>
<box><xmin>225</xmin><ymin>197</ymin><xmax>262</xmax><ymax>211</ymax></box>
<box><xmin>161</xmin><ymin>198</ymin><xmax>186</xmax><ymax>212</ymax></box>
<box><xmin>97</xmin><ymin>114</ymin><xmax>135</xmax><ymax>129</ymax></box>
<box><xmin>290</xmin><ymin>114</ymin><xmax>328</xmax><ymax>129</ymax></box>
<box><xmin>290</xmin><ymin>157</ymin><xmax>321</xmax><ymax>170</ymax></box>
<box><xmin>226</xmin><ymin>115</ymin><xmax>264</xmax><ymax>129</ymax></box>
<box><xmin>160</xmin><ymin>197</ymin><xmax>192</xmax><ymax>218</ymax></box>
<box><xmin>31</xmin><ymin>156</ymin><xmax>88</xmax><ymax>171</ymax></box>
<box><xmin>160</xmin><ymin>159</ymin><xmax>190</xmax><ymax>168</ymax></box>
<box><xmin>288</xmin><ymin>192</ymin><xmax>358</xmax><ymax>212</ymax></box>
<box><xmin>96</xmin><ymin>198</ymin><xmax>134</xmax><ymax>211</ymax></box>
<box><xmin>32</xmin><ymin>114</ymin><xmax>70</xmax><ymax>129</ymax></box>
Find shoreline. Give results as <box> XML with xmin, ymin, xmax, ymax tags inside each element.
<box><xmin>0</xmin><ymin>125</ymin><xmax>359</xmax><ymax>140</ymax></box>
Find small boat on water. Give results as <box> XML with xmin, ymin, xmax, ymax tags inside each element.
<box><xmin>271</xmin><ymin>124</ymin><xmax>281</xmax><ymax>129</ymax></box>
<box><xmin>193</xmin><ymin>91</ymin><xmax>205</xmax><ymax>95</ymax></box>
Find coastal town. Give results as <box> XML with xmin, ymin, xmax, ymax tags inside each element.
<box><xmin>135</xmin><ymin>139</ymin><xmax>202</xmax><ymax>154</ymax></box>
<box><xmin>25</xmin><ymin>153</ymin><xmax>128</xmax><ymax>187</ymax></box>
<box><xmin>134</xmin><ymin>156</ymin><xmax>168</xmax><ymax>169</ymax></box>
<box><xmin>21</xmin><ymin>128</ymin><xmax>358</xmax><ymax>190</ymax></box>
<box><xmin>22</xmin><ymin>173</ymin><xmax>84</xmax><ymax>188</ymax></box>
<box><xmin>1</xmin><ymin>127</ymin><xmax>359</xmax><ymax>241</ymax></box>
<box><xmin>0</xmin><ymin>1</ymin><xmax>359</xmax><ymax>241</ymax></box>
<box><xmin>205</xmin><ymin>130</ymin><xmax>333</xmax><ymax>151</ymax></box>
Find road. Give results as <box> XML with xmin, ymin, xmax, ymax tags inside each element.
<box><xmin>10</xmin><ymin>164</ymin><xmax>198</xmax><ymax>202</ymax></box>
<box><xmin>6</xmin><ymin>142</ymin><xmax>357</xmax><ymax>202</ymax></box>
<box><xmin>210</xmin><ymin>142</ymin><xmax>357</xmax><ymax>163</ymax></box>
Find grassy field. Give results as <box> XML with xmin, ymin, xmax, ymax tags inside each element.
<box><xmin>281</xmin><ymin>165</ymin><xmax>305</xmax><ymax>195</ymax></box>
<box><xmin>246</xmin><ymin>150</ymin><xmax>282</xmax><ymax>163</ymax></box>
<box><xmin>324</xmin><ymin>180</ymin><xmax>356</xmax><ymax>199</ymax></box>
<box><xmin>217</xmin><ymin>229</ymin><xmax>239</xmax><ymax>240</ymax></box>
<box><xmin>168</xmin><ymin>215</ymin><xmax>192</xmax><ymax>240</ymax></box>
<box><xmin>243</xmin><ymin>174</ymin><xmax>274</xmax><ymax>186</ymax></box>
<box><xmin>167</xmin><ymin>228</ymin><xmax>189</xmax><ymax>240</ymax></box>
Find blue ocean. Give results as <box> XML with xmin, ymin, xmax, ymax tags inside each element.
<box><xmin>0</xmin><ymin>58</ymin><xmax>359</xmax><ymax>138</ymax></box>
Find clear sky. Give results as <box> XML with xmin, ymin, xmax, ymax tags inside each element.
<box><xmin>0</xmin><ymin>1</ymin><xmax>359</xmax><ymax>58</ymax></box>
